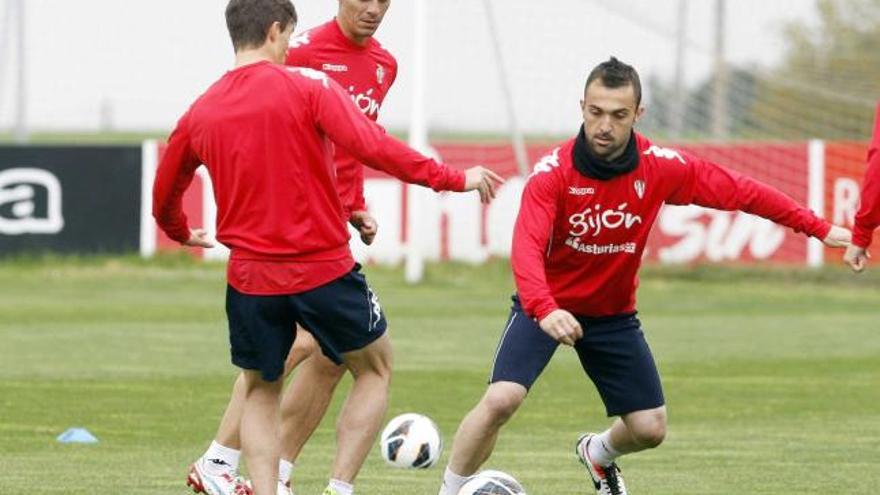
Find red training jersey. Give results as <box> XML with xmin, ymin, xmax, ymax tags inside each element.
<box><xmin>285</xmin><ymin>19</ymin><xmax>398</xmax><ymax>217</ymax></box>
<box><xmin>153</xmin><ymin>61</ymin><xmax>464</xmax><ymax>295</ymax></box>
<box><xmin>512</xmin><ymin>133</ymin><xmax>831</xmax><ymax>320</ymax></box>
<box><xmin>852</xmin><ymin>102</ymin><xmax>880</xmax><ymax>249</ymax></box>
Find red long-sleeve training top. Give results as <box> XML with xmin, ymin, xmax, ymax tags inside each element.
<box><xmin>153</xmin><ymin>61</ymin><xmax>464</xmax><ymax>294</ymax></box>
<box><xmin>853</xmin><ymin>102</ymin><xmax>880</xmax><ymax>249</ymax></box>
<box><xmin>285</xmin><ymin>19</ymin><xmax>398</xmax><ymax>217</ymax></box>
<box><xmin>513</xmin><ymin>133</ymin><xmax>831</xmax><ymax>320</ymax></box>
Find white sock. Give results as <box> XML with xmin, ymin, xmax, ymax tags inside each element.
<box><xmin>278</xmin><ymin>459</ymin><xmax>294</xmax><ymax>485</ymax></box>
<box><xmin>201</xmin><ymin>440</ymin><xmax>241</xmax><ymax>474</ymax></box>
<box><xmin>328</xmin><ymin>478</ymin><xmax>354</xmax><ymax>495</ymax></box>
<box><xmin>441</xmin><ymin>466</ymin><xmax>470</xmax><ymax>495</ymax></box>
<box><xmin>587</xmin><ymin>430</ymin><xmax>621</xmax><ymax>467</ymax></box>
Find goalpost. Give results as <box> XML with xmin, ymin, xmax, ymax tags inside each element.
<box><xmin>404</xmin><ymin>0</ymin><xmax>529</xmax><ymax>284</ymax></box>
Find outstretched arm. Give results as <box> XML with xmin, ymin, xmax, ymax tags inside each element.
<box><xmin>666</xmin><ymin>154</ymin><xmax>846</xmax><ymax>246</ymax></box>
<box><xmin>302</xmin><ymin>69</ymin><xmax>503</xmax><ymax>201</ymax></box>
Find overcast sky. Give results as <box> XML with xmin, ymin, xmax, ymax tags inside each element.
<box><xmin>0</xmin><ymin>0</ymin><xmax>819</xmax><ymax>135</ymax></box>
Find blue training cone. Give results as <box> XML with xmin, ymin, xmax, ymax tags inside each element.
<box><xmin>56</xmin><ymin>427</ymin><xmax>99</xmax><ymax>444</ymax></box>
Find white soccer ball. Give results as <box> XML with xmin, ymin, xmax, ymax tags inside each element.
<box><xmin>379</xmin><ymin>413</ymin><xmax>442</xmax><ymax>469</ymax></box>
<box><xmin>457</xmin><ymin>470</ymin><xmax>527</xmax><ymax>495</ymax></box>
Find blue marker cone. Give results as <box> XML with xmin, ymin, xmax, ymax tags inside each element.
<box><xmin>56</xmin><ymin>427</ymin><xmax>99</xmax><ymax>444</ymax></box>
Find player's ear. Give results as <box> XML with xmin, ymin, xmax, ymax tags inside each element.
<box><xmin>267</xmin><ymin>21</ymin><xmax>282</xmax><ymax>43</ymax></box>
<box><xmin>579</xmin><ymin>99</ymin><xmax>586</xmax><ymax>112</ymax></box>
<box><xmin>633</xmin><ymin>105</ymin><xmax>646</xmax><ymax>123</ymax></box>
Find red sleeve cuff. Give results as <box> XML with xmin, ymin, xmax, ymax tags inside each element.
<box><xmin>167</xmin><ymin>226</ymin><xmax>191</xmax><ymax>244</ymax></box>
<box><xmin>531</xmin><ymin>301</ymin><xmax>560</xmax><ymax>322</ymax></box>
<box><xmin>811</xmin><ymin>221</ymin><xmax>832</xmax><ymax>241</ymax></box>
<box><xmin>449</xmin><ymin>170</ymin><xmax>466</xmax><ymax>192</ymax></box>
<box><xmin>853</xmin><ymin>226</ymin><xmax>875</xmax><ymax>249</ymax></box>
<box><xmin>350</xmin><ymin>197</ymin><xmax>367</xmax><ymax>213</ymax></box>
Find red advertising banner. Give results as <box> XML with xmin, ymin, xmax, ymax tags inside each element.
<box><xmin>146</xmin><ymin>138</ymin><xmax>873</xmax><ymax>267</ymax></box>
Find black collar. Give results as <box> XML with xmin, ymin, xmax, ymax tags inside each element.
<box><xmin>572</xmin><ymin>125</ymin><xmax>639</xmax><ymax>180</ymax></box>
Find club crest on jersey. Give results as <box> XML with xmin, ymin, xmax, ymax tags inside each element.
<box><xmin>634</xmin><ymin>180</ymin><xmax>646</xmax><ymax>199</ymax></box>
<box><xmin>376</xmin><ymin>64</ymin><xmax>385</xmax><ymax>84</ymax></box>
<box><xmin>290</xmin><ymin>32</ymin><xmax>311</xmax><ymax>48</ymax></box>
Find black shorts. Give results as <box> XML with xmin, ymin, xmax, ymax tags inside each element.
<box><xmin>490</xmin><ymin>296</ymin><xmax>664</xmax><ymax>417</ymax></box>
<box><xmin>225</xmin><ymin>264</ymin><xmax>387</xmax><ymax>381</ymax></box>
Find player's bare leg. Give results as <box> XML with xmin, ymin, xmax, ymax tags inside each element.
<box><xmin>240</xmin><ymin>370</ymin><xmax>284</xmax><ymax>495</ymax></box>
<box><xmin>190</xmin><ymin>328</ymin><xmax>318</xmax><ymax>494</ymax></box>
<box><xmin>329</xmin><ymin>333</ymin><xmax>393</xmax><ymax>483</ymax></box>
<box><xmin>440</xmin><ymin>381</ymin><xmax>527</xmax><ymax>495</ymax></box>
<box><xmin>279</xmin><ymin>350</ymin><xmax>346</xmax><ymax>465</ymax></box>
<box><xmin>575</xmin><ymin>406</ymin><xmax>666</xmax><ymax>495</ymax></box>
<box><xmin>208</xmin><ymin>328</ymin><xmax>318</xmax><ymax>451</ymax></box>
<box><xmin>610</xmin><ymin>406</ymin><xmax>667</xmax><ymax>454</ymax></box>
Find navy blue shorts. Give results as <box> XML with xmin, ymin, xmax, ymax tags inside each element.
<box><xmin>226</xmin><ymin>264</ymin><xmax>387</xmax><ymax>381</ymax></box>
<box><xmin>490</xmin><ymin>296</ymin><xmax>664</xmax><ymax>417</ymax></box>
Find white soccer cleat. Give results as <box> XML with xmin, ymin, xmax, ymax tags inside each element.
<box><xmin>186</xmin><ymin>459</ymin><xmax>252</xmax><ymax>495</ymax></box>
<box><xmin>575</xmin><ymin>433</ymin><xmax>628</xmax><ymax>495</ymax></box>
<box><xmin>278</xmin><ymin>480</ymin><xmax>293</xmax><ymax>495</ymax></box>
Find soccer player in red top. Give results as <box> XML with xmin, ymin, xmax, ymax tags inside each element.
<box><xmin>437</xmin><ymin>57</ymin><xmax>851</xmax><ymax>495</ymax></box>
<box><xmin>153</xmin><ymin>2</ymin><xmax>501</xmax><ymax>495</ymax></box>
<box><xmin>185</xmin><ymin>2</ymin><xmax>404</xmax><ymax>494</ymax></box>
<box><xmin>844</xmin><ymin>101</ymin><xmax>880</xmax><ymax>272</ymax></box>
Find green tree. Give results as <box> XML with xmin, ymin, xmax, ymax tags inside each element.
<box><xmin>751</xmin><ymin>0</ymin><xmax>880</xmax><ymax>139</ymax></box>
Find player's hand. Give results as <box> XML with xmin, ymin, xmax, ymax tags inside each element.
<box><xmin>184</xmin><ymin>228</ymin><xmax>214</xmax><ymax>248</ymax></box>
<box><xmin>844</xmin><ymin>245</ymin><xmax>870</xmax><ymax>273</ymax></box>
<box><xmin>538</xmin><ymin>309</ymin><xmax>583</xmax><ymax>347</ymax></box>
<box><xmin>822</xmin><ymin>225</ymin><xmax>852</xmax><ymax>248</ymax></box>
<box><xmin>350</xmin><ymin>210</ymin><xmax>378</xmax><ymax>245</ymax></box>
<box><xmin>464</xmin><ymin>166</ymin><xmax>505</xmax><ymax>204</ymax></box>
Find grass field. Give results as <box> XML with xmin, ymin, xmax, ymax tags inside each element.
<box><xmin>1</xmin><ymin>256</ymin><xmax>878</xmax><ymax>494</ymax></box>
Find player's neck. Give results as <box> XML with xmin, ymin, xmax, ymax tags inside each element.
<box><xmin>335</xmin><ymin>18</ymin><xmax>371</xmax><ymax>46</ymax></box>
<box><xmin>234</xmin><ymin>48</ymin><xmax>276</xmax><ymax>68</ymax></box>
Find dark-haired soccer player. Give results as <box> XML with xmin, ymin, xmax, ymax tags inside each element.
<box><xmin>844</xmin><ymin>101</ymin><xmax>880</xmax><ymax>272</ymax></box>
<box><xmin>187</xmin><ymin>1</ymin><xmax>402</xmax><ymax>494</ymax></box>
<box><xmin>437</xmin><ymin>57</ymin><xmax>851</xmax><ymax>495</ymax></box>
<box><xmin>153</xmin><ymin>2</ymin><xmax>502</xmax><ymax>495</ymax></box>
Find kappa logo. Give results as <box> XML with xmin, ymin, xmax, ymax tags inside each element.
<box><xmin>644</xmin><ymin>145</ymin><xmax>686</xmax><ymax>164</ymax></box>
<box><xmin>368</xmin><ymin>287</ymin><xmax>382</xmax><ymax>331</ymax></box>
<box><xmin>322</xmin><ymin>63</ymin><xmax>348</xmax><ymax>73</ymax></box>
<box><xmin>0</xmin><ymin>168</ymin><xmax>64</xmax><ymax>235</ymax></box>
<box><xmin>529</xmin><ymin>147</ymin><xmax>562</xmax><ymax>177</ymax></box>
<box><xmin>288</xmin><ymin>67</ymin><xmax>329</xmax><ymax>88</ymax></box>
<box><xmin>634</xmin><ymin>180</ymin><xmax>646</xmax><ymax>199</ymax></box>
<box><xmin>568</xmin><ymin>186</ymin><xmax>595</xmax><ymax>196</ymax></box>
<box><xmin>290</xmin><ymin>31</ymin><xmax>311</xmax><ymax>48</ymax></box>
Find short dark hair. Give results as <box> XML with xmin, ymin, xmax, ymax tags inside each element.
<box><xmin>585</xmin><ymin>57</ymin><xmax>642</xmax><ymax>107</ymax></box>
<box><xmin>225</xmin><ymin>0</ymin><xmax>297</xmax><ymax>52</ymax></box>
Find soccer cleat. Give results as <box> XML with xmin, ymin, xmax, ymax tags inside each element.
<box><xmin>321</xmin><ymin>488</ymin><xmax>341</xmax><ymax>495</ymax></box>
<box><xmin>186</xmin><ymin>459</ymin><xmax>252</xmax><ymax>495</ymax></box>
<box><xmin>575</xmin><ymin>433</ymin><xmax>628</xmax><ymax>495</ymax></box>
<box><xmin>278</xmin><ymin>480</ymin><xmax>293</xmax><ymax>495</ymax></box>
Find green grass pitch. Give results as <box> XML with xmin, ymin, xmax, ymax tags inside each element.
<box><xmin>1</xmin><ymin>256</ymin><xmax>878</xmax><ymax>494</ymax></box>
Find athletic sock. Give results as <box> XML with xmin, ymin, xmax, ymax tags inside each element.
<box><xmin>441</xmin><ymin>466</ymin><xmax>470</xmax><ymax>495</ymax></box>
<box><xmin>201</xmin><ymin>440</ymin><xmax>241</xmax><ymax>475</ymax></box>
<box><xmin>279</xmin><ymin>459</ymin><xmax>294</xmax><ymax>485</ymax></box>
<box><xmin>587</xmin><ymin>430</ymin><xmax>621</xmax><ymax>467</ymax></box>
<box><xmin>328</xmin><ymin>478</ymin><xmax>354</xmax><ymax>495</ymax></box>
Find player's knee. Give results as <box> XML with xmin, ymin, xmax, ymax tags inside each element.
<box><xmin>346</xmin><ymin>335</ymin><xmax>393</xmax><ymax>381</ymax></box>
<box><xmin>631</xmin><ymin>415</ymin><xmax>666</xmax><ymax>448</ymax></box>
<box><xmin>480</xmin><ymin>388</ymin><xmax>524</xmax><ymax>424</ymax></box>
